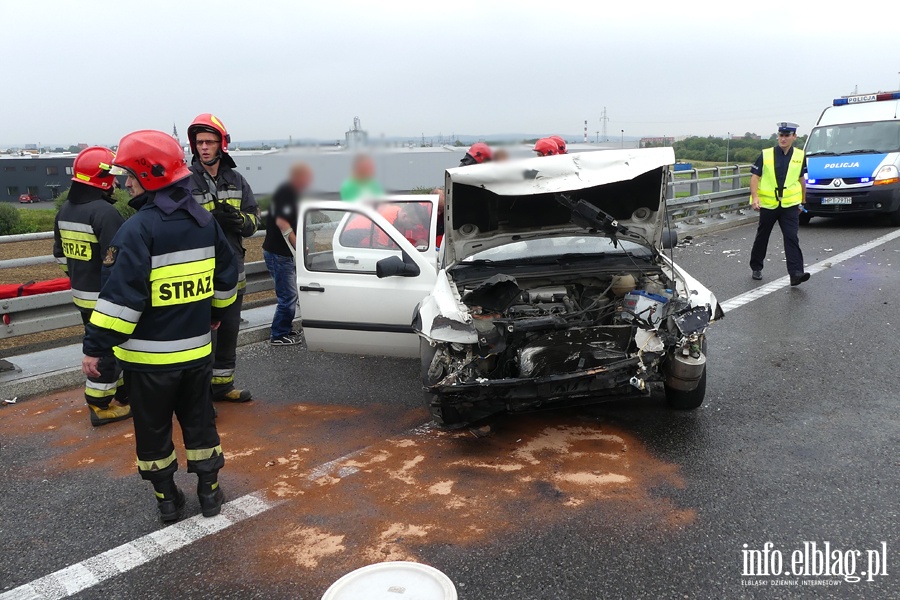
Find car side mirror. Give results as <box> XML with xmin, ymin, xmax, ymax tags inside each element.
<box><xmin>376</xmin><ymin>254</ymin><xmax>421</xmax><ymax>278</ymax></box>
<box><xmin>661</xmin><ymin>228</ymin><xmax>678</xmax><ymax>250</ymax></box>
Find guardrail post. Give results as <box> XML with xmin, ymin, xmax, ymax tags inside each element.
<box><xmin>689</xmin><ymin>169</ymin><xmax>699</xmax><ymax>197</ymax></box>
<box><xmin>732</xmin><ymin>165</ymin><xmax>742</xmax><ymax>190</ymax></box>
<box><xmin>713</xmin><ymin>167</ymin><xmax>722</xmax><ymax>193</ymax></box>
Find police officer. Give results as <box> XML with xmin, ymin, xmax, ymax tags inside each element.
<box><xmin>459</xmin><ymin>142</ymin><xmax>492</xmax><ymax>166</ymax></box>
<box><xmin>749</xmin><ymin>122</ymin><xmax>811</xmax><ymax>285</ymax></box>
<box><xmin>82</xmin><ymin>130</ymin><xmax>238</xmax><ymax>523</ymax></box>
<box><xmin>53</xmin><ymin>146</ymin><xmax>130</xmax><ymax>426</ymax></box>
<box><xmin>187</xmin><ymin>114</ymin><xmax>259</xmax><ymax>403</ymax></box>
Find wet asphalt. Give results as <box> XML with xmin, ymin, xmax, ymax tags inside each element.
<box><xmin>1</xmin><ymin>215</ymin><xmax>898</xmax><ymax>599</ymax></box>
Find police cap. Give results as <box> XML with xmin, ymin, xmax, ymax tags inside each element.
<box><xmin>777</xmin><ymin>122</ymin><xmax>799</xmax><ymax>134</ymax></box>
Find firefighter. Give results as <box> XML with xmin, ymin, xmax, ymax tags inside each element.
<box><xmin>550</xmin><ymin>135</ymin><xmax>567</xmax><ymax>154</ymax></box>
<box><xmin>82</xmin><ymin>130</ymin><xmax>238</xmax><ymax>522</ymax></box>
<box><xmin>533</xmin><ymin>138</ymin><xmax>559</xmax><ymax>156</ymax></box>
<box><xmin>187</xmin><ymin>114</ymin><xmax>259</xmax><ymax>403</ymax></box>
<box><xmin>459</xmin><ymin>142</ymin><xmax>493</xmax><ymax>167</ymax></box>
<box><xmin>53</xmin><ymin>146</ymin><xmax>130</xmax><ymax>426</ymax></box>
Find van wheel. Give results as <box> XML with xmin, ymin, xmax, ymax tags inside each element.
<box><xmin>890</xmin><ymin>207</ymin><xmax>900</xmax><ymax>227</ymax></box>
<box><xmin>799</xmin><ymin>212</ymin><xmax>812</xmax><ymax>226</ymax></box>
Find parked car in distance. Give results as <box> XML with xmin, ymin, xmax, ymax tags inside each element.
<box><xmin>18</xmin><ymin>193</ymin><xmax>40</xmax><ymax>203</ymax></box>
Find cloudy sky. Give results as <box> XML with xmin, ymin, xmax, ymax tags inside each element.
<box><xmin>2</xmin><ymin>0</ymin><xmax>898</xmax><ymax>146</ymax></box>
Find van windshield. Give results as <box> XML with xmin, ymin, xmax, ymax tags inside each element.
<box><xmin>806</xmin><ymin>121</ymin><xmax>900</xmax><ymax>155</ymax></box>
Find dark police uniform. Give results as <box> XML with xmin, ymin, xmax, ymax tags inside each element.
<box><xmin>749</xmin><ymin>122</ymin><xmax>809</xmax><ymax>284</ymax></box>
<box><xmin>83</xmin><ymin>179</ymin><xmax>238</xmax><ymax>507</ymax></box>
<box><xmin>53</xmin><ymin>182</ymin><xmax>127</xmax><ymax>418</ymax></box>
<box><xmin>189</xmin><ymin>158</ymin><xmax>258</xmax><ymax>399</ymax></box>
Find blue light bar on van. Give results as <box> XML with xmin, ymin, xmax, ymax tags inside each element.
<box><xmin>833</xmin><ymin>91</ymin><xmax>900</xmax><ymax>106</ymax></box>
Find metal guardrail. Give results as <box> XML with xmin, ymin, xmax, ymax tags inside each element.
<box><xmin>0</xmin><ymin>261</ymin><xmax>273</xmax><ymax>340</ymax></box>
<box><xmin>1</xmin><ymin>175</ymin><xmax>754</xmax><ymax>340</ymax></box>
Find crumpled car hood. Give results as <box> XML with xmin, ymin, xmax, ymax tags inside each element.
<box><xmin>442</xmin><ymin>147</ymin><xmax>675</xmax><ymax>267</ymax></box>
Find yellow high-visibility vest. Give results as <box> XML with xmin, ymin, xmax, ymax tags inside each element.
<box><xmin>755</xmin><ymin>147</ymin><xmax>805</xmax><ymax>209</ymax></box>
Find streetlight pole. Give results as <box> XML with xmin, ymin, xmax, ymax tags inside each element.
<box><xmin>726</xmin><ymin>131</ymin><xmax>730</xmax><ymax>163</ymax></box>
<box><xmin>620</xmin><ymin>129</ymin><xmax>624</xmax><ymax>148</ymax></box>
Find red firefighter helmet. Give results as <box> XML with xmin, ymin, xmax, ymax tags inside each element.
<box><xmin>187</xmin><ymin>113</ymin><xmax>231</xmax><ymax>155</ymax></box>
<box><xmin>466</xmin><ymin>142</ymin><xmax>493</xmax><ymax>164</ymax></box>
<box><xmin>71</xmin><ymin>146</ymin><xmax>117</xmax><ymax>190</ymax></box>
<box><xmin>534</xmin><ymin>138</ymin><xmax>559</xmax><ymax>156</ymax></box>
<box><xmin>113</xmin><ymin>130</ymin><xmax>191</xmax><ymax>192</ymax></box>
<box><xmin>550</xmin><ymin>135</ymin><xmax>567</xmax><ymax>154</ymax></box>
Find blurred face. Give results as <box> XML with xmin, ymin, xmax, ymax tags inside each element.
<box><xmin>195</xmin><ymin>132</ymin><xmax>221</xmax><ymax>163</ymax></box>
<box><xmin>124</xmin><ymin>173</ymin><xmax>144</xmax><ymax>197</ymax></box>
<box><xmin>354</xmin><ymin>156</ymin><xmax>375</xmax><ymax>180</ymax></box>
<box><xmin>290</xmin><ymin>164</ymin><xmax>312</xmax><ymax>191</ymax></box>
<box><xmin>777</xmin><ymin>131</ymin><xmax>796</xmax><ymax>151</ymax></box>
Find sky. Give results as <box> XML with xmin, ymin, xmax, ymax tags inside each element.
<box><xmin>2</xmin><ymin>0</ymin><xmax>899</xmax><ymax>146</ymax></box>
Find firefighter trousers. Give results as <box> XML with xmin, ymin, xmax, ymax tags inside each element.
<box><xmin>79</xmin><ymin>309</ymin><xmax>125</xmax><ymax>409</ymax></box>
<box><xmin>125</xmin><ymin>364</ymin><xmax>224</xmax><ymax>484</ymax></box>
<box><xmin>211</xmin><ymin>292</ymin><xmax>243</xmax><ymax>396</ymax></box>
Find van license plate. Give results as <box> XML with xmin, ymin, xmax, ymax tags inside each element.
<box><xmin>822</xmin><ymin>197</ymin><xmax>852</xmax><ymax>205</ymax></box>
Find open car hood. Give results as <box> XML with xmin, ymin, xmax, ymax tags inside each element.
<box><xmin>442</xmin><ymin>147</ymin><xmax>675</xmax><ymax>267</ymax></box>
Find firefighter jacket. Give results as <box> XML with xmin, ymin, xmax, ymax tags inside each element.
<box><xmin>52</xmin><ymin>183</ymin><xmax>125</xmax><ymax>310</ymax></box>
<box><xmin>189</xmin><ymin>159</ymin><xmax>258</xmax><ymax>293</ymax></box>
<box><xmin>83</xmin><ymin>179</ymin><xmax>239</xmax><ymax>372</ymax></box>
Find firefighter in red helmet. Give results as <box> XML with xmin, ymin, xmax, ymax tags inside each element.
<box><xmin>550</xmin><ymin>135</ymin><xmax>567</xmax><ymax>154</ymax></box>
<box><xmin>187</xmin><ymin>114</ymin><xmax>259</xmax><ymax>404</ymax></box>
<box><xmin>83</xmin><ymin>130</ymin><xmax>238</xmax><ymax>523</ymax></box>
<box><xmin>533</xmin><ymin>138</ymin><xmax>559</xmax><ymax>157</ymax></box>
<box><xmin>53</xmin><ymin>147</ymin><xmax>129</xmax><ymax>426</ymax></box>
<box><xmin>459</xmin><ymin>142</ymin><xmax>493</xmax><ymax>167</ymax></box>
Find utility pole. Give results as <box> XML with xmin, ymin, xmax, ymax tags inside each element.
<box><xmin>620</xmin><ymin>130</ymin><xmax>625</xmax><ymax>148</ymax></box>
<box><xmin>584</xmin><ymin>120</ymin><xmax>588</xmax><ymax>143</ymax></box>
<box><xmin>596</xmin><ymin>131</ymin><xmax>599</xmax><ymax>143</ymax></box>
<box><xmin>601</xmin><ymin>107</ymin><xmax>609</xmax><ymax>142</ymax></box>
<box><xmin>726</xmin><ymin>132</ymin><xmax>730</xmax><ymax>163</ymax></box>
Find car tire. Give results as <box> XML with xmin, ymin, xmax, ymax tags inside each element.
<box><xmin>889</xmin><ymin>207</ymin><xmax>900</xmax><ymax>227</ymax></box>
<box><xmin>799</xmin><ymin>212</ymin><xmax>812</xmax><ymax>226</ymax></box>
<box><xmin>664</xmin><ymin>367</ymin><xmax>706</xmax><ymax>410</ymax></box>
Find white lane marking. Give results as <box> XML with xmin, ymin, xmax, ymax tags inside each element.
<box><xmin>0</xmin><ymin>432</ymin><xmax>398</xmax><ymax>600</ymax></box>
<box><xmin>720</xmin><ymin>228</ymin><xmax>900</xmax><ymax>312</ymax></box>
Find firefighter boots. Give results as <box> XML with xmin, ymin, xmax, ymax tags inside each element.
<box><xmin>198</xmin><ymin>475</ymin><xmax>225</xmax><ymax>517</ymax></box>
<box><xmin>89</xmin><ymin>400</ymin><xmax>132</xmax><ymax>427</ymax></box>
<box><xmin>154</xmin><ymin>478</ymin><xmax>185</xmax><ymax>523</ymax></box>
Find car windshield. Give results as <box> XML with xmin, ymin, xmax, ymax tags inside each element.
<box><xmin>806</xmin><ymin>121</ymin><xmax>900</xmax><ymax>155</ymax></box>
<box><xmin>461</xmin><ymin>236</ymin><xmax>650</xmax><ymax>263</ymax></box>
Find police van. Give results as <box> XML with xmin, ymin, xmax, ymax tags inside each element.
<box><xmin>803</xmin><ymin>91</ymin><xmax>900</xmax><ymax>225</ymax></box>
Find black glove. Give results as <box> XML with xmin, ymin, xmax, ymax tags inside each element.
<box><xmin>212</xmin><ymin>202</ymin><xmax>244</xmax><ymax>233</ymax></box>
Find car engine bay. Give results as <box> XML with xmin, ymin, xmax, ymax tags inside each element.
<box><xmin>424</xmin><ymin>268</ymin><xmax>710</xmax><ymax>392</ymax></box>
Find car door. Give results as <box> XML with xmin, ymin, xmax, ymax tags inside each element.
<box><xmin>296</xmin><ymin>197</ymin><xmax>438</xmax><ymax>358</ymax></box>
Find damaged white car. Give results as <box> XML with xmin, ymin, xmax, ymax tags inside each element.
<box><xmin>296</xmin><ymin>148</ymin><xmax>723</xmax><ymax>427</ymax></box>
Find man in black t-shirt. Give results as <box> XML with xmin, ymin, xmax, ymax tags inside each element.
<box><xmin>263</xmin><ymin>163</ymin><xmax>312</xmax><ymax>345</ymax></box>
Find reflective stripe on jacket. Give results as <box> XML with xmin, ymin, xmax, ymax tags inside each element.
<box><xmin>757</xmin><ymin>147</ymin><xmax>805</xmax><ymax>209</ymax></box>
<box><xmin>52</xmin><ymin>184</ymin><xmax>124</xmax><ymax>310</ymax></box>
<box><xmin>83</xmin><ymin>180</ymin><xmax>239</xmax><ymax>372</ymax></box>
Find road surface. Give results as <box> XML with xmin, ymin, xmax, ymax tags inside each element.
<box><xmin>1</xmin><ymin>215</ymin><xmax>898</xmax><ymax>599</ymax></box>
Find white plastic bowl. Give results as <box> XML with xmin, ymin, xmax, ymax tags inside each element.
<box><xmin>322</xmin><ymin>561</ymin><xmax>457</xmax><ymax>600</ymax></box>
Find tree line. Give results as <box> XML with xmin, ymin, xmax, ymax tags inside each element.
<box><xmin>644</xmin><ymin>133</ymin><xmax>808</xmax><ymax>163</ymax></box>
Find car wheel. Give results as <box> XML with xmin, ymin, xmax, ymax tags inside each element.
<box><xmin>665</xmin><ymin>367</ymin><xmax>706</xmax><ymax>410</ymax></box>
<box><xmin>799</xmin><ymin>212</ymin><xmax>812</xmax><ymax>226</ymax></box>
<box><xmin>889</xmin><ymin>206</ymin><xmax>900</xmax><ymax>227</ymax></box>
